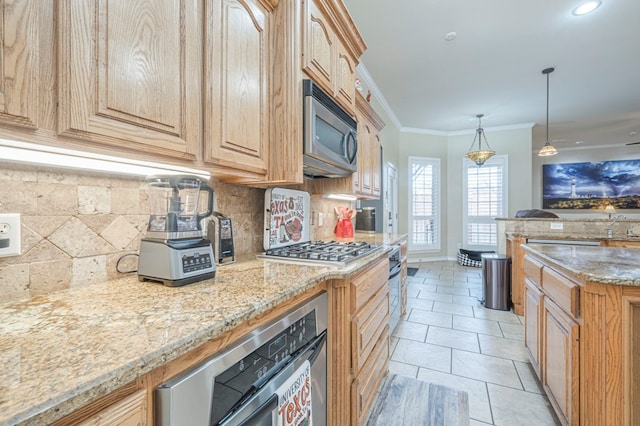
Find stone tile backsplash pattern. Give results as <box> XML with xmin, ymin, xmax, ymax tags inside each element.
<box><xmin>0</xmin><ymin>164</ymin><xmax>351</xmax><ymax>302</ymax></box>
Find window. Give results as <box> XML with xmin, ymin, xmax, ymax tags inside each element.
<box><xmin>463</xmin><ymin>155</ymin><xmax>507</xmax><ymax>250</ymax></box>
<box><xmin>409</xmin><ymin>157</ymin><xmax>440</xmax><ymax>251</ymax></box>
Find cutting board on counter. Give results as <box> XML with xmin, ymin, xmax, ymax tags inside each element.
<box><xmin>264</xmin><ymin>188</ymin><xmax>311</xmax><ymax>250</ymax></box>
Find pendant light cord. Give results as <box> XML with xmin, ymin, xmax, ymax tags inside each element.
<box><xmin>542</xmin><ymin>67</ymin><xmax>555</xmax><ymax>145</ymax></box>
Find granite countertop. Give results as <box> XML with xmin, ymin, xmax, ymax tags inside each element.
<box><xmin>0</xmin><ymin>233</ymin><xmax>405</xmax><ymax>426</ymax></box>
<box><xmin>522</xmin><ymin>244</ymin><xmax>640</xmax><ymax>286</ymax></box>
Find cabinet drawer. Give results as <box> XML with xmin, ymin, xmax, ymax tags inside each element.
<box><xmin>351</xmin><ymin>256</ymin><xmax>389</xmax><ymax>312</ymax></box>
<box><xmin>543</xmin><ymin>267</ymin><xmax>580</xmax><ymax>318</ymax></box>
<box><xmin>352</xmin><ymin>285</ymin><xmax>389</xmax><ymax>372</ymax></box>
<box><xmin>351</xmin><ymin>326</ymin><xmax>389</xmax><ymax>426</ymax></box>
<box><xmin>523</xmin><ymin>255</ymin><xmax>543</xmax><ymax>287</ymax></box>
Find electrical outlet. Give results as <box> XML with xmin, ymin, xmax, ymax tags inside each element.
<box><xmin>0</xmin><ymin>213</ymin><xmax>21</xmax><ymax>257</ymax></box>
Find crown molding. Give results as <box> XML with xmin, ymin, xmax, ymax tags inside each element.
<box><xmin>356</xmin><ymin>63</ymin><xmax>402</xmax><ymax>129</ymax></box>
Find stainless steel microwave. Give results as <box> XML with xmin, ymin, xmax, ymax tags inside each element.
<box><xmin>303</xmin><ymin>79</ymin><xmax>357</xmax><ymax>178</ymax></box>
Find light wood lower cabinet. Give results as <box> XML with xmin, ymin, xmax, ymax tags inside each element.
<box><xmin>329</xmin><ymin>255</ymin><xmax>390</xmax><ymax>425</ymax></box>
<box><xmin>523</xmin><ymin>250</ymin><xmax>640</xmax><ymax>425</ymax></box>
<box><xmin>351</xmin><ymin>327</ymin><xmax>389</xmax><ymax>426</ymax></box>
<box><xmin>76</xmin><ymin>390</ymin><xmax>147</xmax><ymax>426</ymax></box>
<box><xmin>543</xmin><ymin>297</ymin><xmax>579</xmax><ymax>425</ymax></box>
<box><xmin>524</xmin><ymin>278</ymin><xmax>542</xmax><ymax>377</ymax></box>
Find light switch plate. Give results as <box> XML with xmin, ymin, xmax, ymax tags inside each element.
<box><xmin>0</xmin><ymin>213</ymin><xmax>21</xmax><ymax>257</ymax></box>
<box><xmin>550</xmin><ymin>222</ymin><xmax>563</xmax><ymax>230</ymax></box>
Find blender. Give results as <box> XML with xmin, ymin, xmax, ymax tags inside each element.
<box><xmin>138</xmin><ymin>175</ymin><xmax>216</xmax><ymax>286</ymax></box>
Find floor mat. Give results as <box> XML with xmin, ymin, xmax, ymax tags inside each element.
<box><xmin>407</xmin><ymin>267</ymin><xmax>418</xmax><ymax>276</ymax></box>
<box><xmin>367</xmin><ymin>374</ymin><xmax>469</xmax><ymax>426</ymax></box>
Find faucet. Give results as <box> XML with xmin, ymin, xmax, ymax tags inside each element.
<box><xmin>606</xmin><ymin>214</ymin><xmax>624</xmax><ymax>238</ymax></box>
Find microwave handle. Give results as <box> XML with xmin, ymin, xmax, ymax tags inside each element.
<box><xmin>345</xmin><ymin>131</ymin><xmax>357</xmax><ymax>164</ymax></box>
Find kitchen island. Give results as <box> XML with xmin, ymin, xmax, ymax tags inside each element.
<box><xmin>521</xmin><ymin>243</ymin><xmax>640</xmax><ymax>425</ymax></box>
<box><xmin>496</xmin><ymin>217</ymin><xmax>640</xmax><ymax>315</ymax></box>
<box><xmin>0</xmin><ymin>233</ymin><xmax>407</xmax><ymax>426</ymax></box>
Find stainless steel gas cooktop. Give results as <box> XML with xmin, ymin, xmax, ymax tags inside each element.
<box><xmin>258</xmin><ymin>240</ymin><xmax>383</xmax><ymax>267</ymax></box>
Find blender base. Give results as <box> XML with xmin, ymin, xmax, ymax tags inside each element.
<box><xmin>137</xmin><ymin>238</ymin><xmax>216</xmax><ymax>287</ymax></box>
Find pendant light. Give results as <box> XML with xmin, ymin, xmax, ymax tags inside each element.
<box><xmin>538</xmin><ymin>67</ymin><xmax>558</xmax><ymax>156</ymax></box>
<box><xmin>465</xmin><ymin>114</ymin><xmax>495</xmax><ymax>166</ymax></box>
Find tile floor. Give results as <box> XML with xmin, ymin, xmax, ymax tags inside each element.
<box><xmin>390</xmin><ymin>261</ymin><xmax>560</xmax><ymax>426</ymax></box>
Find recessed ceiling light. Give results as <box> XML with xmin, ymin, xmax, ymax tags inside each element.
<box><xmin>444</xmin><ymin>32</ymin><xmax>457</xmax><ymax>41</ymax></box>
<box><xmin>572</xmin><ymin>1</ymin><xmax>602</xmax><ymax>16</ymax></box>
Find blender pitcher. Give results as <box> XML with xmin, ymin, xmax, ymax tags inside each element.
<box><xmin>147</xmin><ymin>175</ymin><xmax>214</xmax><ymax>239</ymax></box>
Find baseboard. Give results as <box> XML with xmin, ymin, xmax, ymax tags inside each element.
<box><xmin>407</xmin><ymin>256</ymin><xmax>456</xmax><ymax>264</ymax></box>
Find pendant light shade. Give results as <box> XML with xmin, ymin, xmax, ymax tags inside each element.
<box><xmin>538</xmin><ymin>67</ymin><xmax>558</xmax><ymax>157</ymax></box>
<box><xmin>465</xmin><ymin>114</ymin><xmax>495</xmax><ymax>166</ymax></box>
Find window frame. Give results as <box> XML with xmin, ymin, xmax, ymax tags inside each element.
<box><xmin>408</xmin><ymin>156</ymin><xmax>441</xmax><ymax>252</ymax></box>
<box><xmin>462</xmin><ymin>155</ymin><xmax>508</xmax><ymax>251</ymax></box>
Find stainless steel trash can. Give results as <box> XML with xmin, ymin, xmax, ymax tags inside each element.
<box><xmin>481</xmin><ymin>254</ymin><xmax>512</xmax><ymax>311</ymax></box>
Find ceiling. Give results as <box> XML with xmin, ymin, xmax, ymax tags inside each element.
<box><xmin>342</xmin><ymin>0</ymin><xmax>640</xmax><ymax>151</ymax></box>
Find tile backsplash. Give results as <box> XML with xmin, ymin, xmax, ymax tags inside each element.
<box><xmin>0</xmin><ymin>164</ymin><xmax>350</xmax><ymax>302</ymax></box>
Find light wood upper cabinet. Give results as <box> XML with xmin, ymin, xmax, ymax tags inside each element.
<box><xmin>204</xmin><ymin>0</ymin><xmax>273</xmax><ymax>178</ymax></box>
<box><xmin>371</xmin><ymin>134</ymin><xmax>382</xmax><ymax>197</ymax></box>
<box><xmin>0</xmin><ymin>0</ymin><xmax>39</xmax><ymax>128</ymax></box>
<box><xmin>355</xmin><ymin>93</ymin><xmax>384</xmax><ymax>199</ymax></box>
<box><xmin>335</xmin><ymin>42</ymin><xmax>357</xmax><ymax>113</ymax></box>
<box><xmin>302</xmin><ymin>0</ymin><xmax>363</xmax><ymax>115</ymax></box>
<box><xmin>303</xmin><ymin>0</ymin><xmax>334</xmax><ymax>92</ymax></box>
<box><xmin>358</xmin><ymin>121</ymin><xmax>372</xmax><ymax>194</ymax></box>
<box><xmin>57</xmin><ymin>0</ymin><xmax>202</xmax><ymax>160</ymax></box>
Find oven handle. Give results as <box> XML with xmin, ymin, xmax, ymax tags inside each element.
<box><xmin>389</xmin><ymin>262</ymin><xmax>402</xmax><ymax>279</ymax></box>
<box><xmin>217</xmin><ymin>331</ymin><xmax>327</xmax><ymax>426</ymax></box>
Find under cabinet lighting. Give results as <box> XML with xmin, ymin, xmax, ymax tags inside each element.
<box><xmin>323</xmin><ymin>194</ymin><xmax>358</xmax><ymax>201</ymax></box>
<box><xmin>0</xmin><ymin>138</ymin><xmax>210</xmax><ymax>179</ymax></box>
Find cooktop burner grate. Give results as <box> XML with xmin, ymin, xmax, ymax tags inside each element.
<box><xmin>259</xmin><ymin>241</ymin><xmax>382</xmax><ymax>266</ymax></box>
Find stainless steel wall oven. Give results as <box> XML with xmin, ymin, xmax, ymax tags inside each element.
<box><xmin>156</xmin><ymin>293</ymin><xmax>328</xmax><ymax>425</ymax></box>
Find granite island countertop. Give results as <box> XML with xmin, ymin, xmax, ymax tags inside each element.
<box><xmin>522</xmin><ymin>243</ymin><xmax>640</xmax><ymax>286</ymax></box>
<box><xmin>0</xmin><ymin>234</ymin><xmax>405</xmax><ymax>425</ymax></box>
<box><xmin>496</xmin><ymin>216</ymin><xmax>640</xmax><ymax>242</ymax></box>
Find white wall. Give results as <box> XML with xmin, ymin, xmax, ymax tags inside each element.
<box><xmin>398</xmin><ymin>132</ymin><xmax>448</xmax><ymax>259</ymax></box>
<box><xmin>446</xmin><ymin>127</ymin><xmax>533</xmax><ymax>257</ymax></box>
<box><xmin>397</xmin><ymin>127</ymin><xmax>533</xmax><ymax>260</ymax></box>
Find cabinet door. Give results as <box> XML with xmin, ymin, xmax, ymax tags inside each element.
<box><xmin>0</xmin><ymin>0</ymin><xmax>39</xmax><ymax>128</ymax></box>
<box><xmin>543</xmin><ymin>298</ymin><xmax>579</xmax><ymax>426</ymax></box>
<box><xmin>302</xmin><ymin>0</ymin><xmax>334</xmax><ymax>94</ymax></box>
<box><xmin>58</xmin><ymin>0</ymin><xmax>201</xmax><ymax>160</ymax></box>
<box><xmin>358</xmin><ymin>122</ymin><xmax>372</xmax><ymax>195</ymax></box>
<box><xmin>334</xmin><ymin>41</ymin><xmax>356</xmax><ymax>114</ymax></box>
<box><xmin>524</xmin><ymin>278</ymin><xmax>543</xmax><ymax>378</ymax></box>
<box><xmin>372</xmin><ymin>134</ymin><xmax>382</xmax><ymax>197</ymax></box>
<box><xmin>204</xmin><ymin>0</ymin><xmax>270</xmax><ymax>176</ymax></box>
